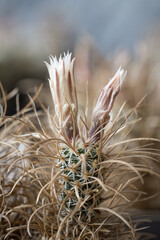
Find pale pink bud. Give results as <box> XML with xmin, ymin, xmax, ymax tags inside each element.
<box><xmin>89</xmin><ymin>67</ymin><xmax>127</xmax><ymax>141</ymax></box>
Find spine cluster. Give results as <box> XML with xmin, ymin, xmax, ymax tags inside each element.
<box><xmin>57</xmin><ymin>147</ymin><xmax>103</xmax><ymax>223</ymax></box>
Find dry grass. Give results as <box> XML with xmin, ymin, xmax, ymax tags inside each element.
<box><xmin>0</xmin><ymin>63</ymin><xmax>159</xmax><ymax>240</ymax></box>
<box><xmin>74</xmin><ymin>37</ymin><xmax>160</xmax><ymax>210</ymax></box>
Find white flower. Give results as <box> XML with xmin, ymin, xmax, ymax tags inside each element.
<box><xmin>45</xmin><ymin>52</ymin><xmax>78</xmax><ymax>140</ymax></box>
<box><xmin>89</xmin><ymin>67</ymin><xmax>127</xmax><ymax>140</ymax></box>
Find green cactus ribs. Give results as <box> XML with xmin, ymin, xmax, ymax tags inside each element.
<box><xmin>57</xmin><ymin>146</ymin><xmax>104</xmax><ymax>222</ymax></box>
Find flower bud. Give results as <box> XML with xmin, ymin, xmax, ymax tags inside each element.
<box><xmin>89</xmin><ymin>67</ymin><xmax>127</xmax><ymax>141</ymax></box>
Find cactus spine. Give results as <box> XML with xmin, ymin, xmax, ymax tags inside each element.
<box><xmin>57</xmin><ymin>146</ymin><xmax>103</xmax><ymax>223</ymax></box>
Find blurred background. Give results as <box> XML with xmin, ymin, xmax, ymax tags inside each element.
<box><xmin>1</xmin><ymin>0</ymin><xmax>160</xmax><ymax>90</ymax></box>
<box><xmin>0</xmin><ymin>0</ymin><xmax>160</xmax><ymax>238</ymax></box>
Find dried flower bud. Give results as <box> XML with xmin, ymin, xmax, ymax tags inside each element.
<box><xmin>45</xmin><ymin>52</ymin><xmax>78</xmax><ymax>140</ymax></box>
<box><xmin>89</xmin><ymin>67</ymin><xmax>127</xmax><ymax>141</ymax></box>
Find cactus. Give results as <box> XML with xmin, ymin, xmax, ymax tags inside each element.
<box><xmin>57</xmin><ymin>146</ymin><xmax>103</xmax><ymax>222</ymax></box>
<box><xmin>44</xmin><ymin>53</ymin><xmax>133</xmax><ymax>239</ymax></box>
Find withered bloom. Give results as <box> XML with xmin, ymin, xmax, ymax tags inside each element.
<box><xmin>45</xmin><ymin>52</ymin><xmax>78</xmax><ymax>140</ymax></box>
<box><xmin>89</xmin><ymin>67</ymin><xmax>127</xmax><ymax>141</ymax></box>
